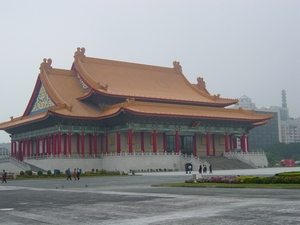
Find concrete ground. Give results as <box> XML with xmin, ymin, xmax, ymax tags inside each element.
<box><xmin>0</xmin><ymin>167</ymin><xmax>300</xmax><ymax>225</ymax></box>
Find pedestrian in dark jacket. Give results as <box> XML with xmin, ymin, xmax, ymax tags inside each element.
<box><xmin>77</xmin><ymin>168</ymin><xmax>81</xmax><ymax>180</ymax></box>
<box><xmin>66</xmin><ymin>168</ymin><xmax>72</xmax><ymax>180</ymax></box>
<box><xmin>198</xmin><ymin>165</ymin><xmax>202</xmax><ymax>174</ymax></box>
<box><xmin>2</xmin><ymin>170</ymin><xmax>7</xmax><ymax>183</ymax></box>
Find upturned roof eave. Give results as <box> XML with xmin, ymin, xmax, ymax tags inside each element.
<box><xmin>120</xmin><ymin>107</ymin><xmax>272</xmax><ymax>123</ymax></box>
<box><xmin>0</xmin><ymin>112</ymin><xmax>49</xmax><ymax>131</ymax></box>
<box><xmin>77</xmin><ymin>88</ymin><xmax>238</xmax><ymax>107</ymax></box>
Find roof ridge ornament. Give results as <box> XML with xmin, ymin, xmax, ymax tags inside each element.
<box><xmin>39</xmin><ymin>58</ymin><xmax>52</xmax><ymax>73</ymax></box>
<box><xmin>173</xmin><ymin>61</ymin><xmax>182</xmax><ymax>74</ymax></box>
<box><xmin>74</xmin><ymin>47</ymin><xmax>86</xmax><ymax>61</ymax></box>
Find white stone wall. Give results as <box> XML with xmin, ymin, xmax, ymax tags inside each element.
<box><xmin>23</xmin><ymin>158</ymin><xmax>102</xmax><ymax>173</ymax></box>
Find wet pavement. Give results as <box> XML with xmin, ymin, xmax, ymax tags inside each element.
<box><xmin>0</xmin><ymin>167</ymin><xmax>300</xmax><ymax>224</ymax></box>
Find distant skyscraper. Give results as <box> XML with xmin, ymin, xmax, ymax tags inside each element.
<box><xmin>280</xmin><ymin>89</ymin><xmax>289</xmax><ymax>121</ymax></box>
<box><xmin>281</xmin><ymin>90</ymin><xmax>287</xmax><ymax>108</ymax></box>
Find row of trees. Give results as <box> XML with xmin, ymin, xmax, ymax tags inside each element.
<box><xmin>262</xmin><ymin>142</ymin><xmax>300</xmax><ymax>166</ymax></box>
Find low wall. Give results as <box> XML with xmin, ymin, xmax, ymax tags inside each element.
<box><xmin>23</xmin><ymin>158</ymin><xmax>102</xmax><ymax>173</ymax></box>
<box><xmin>102</xmin><ymin>154</ymin><xmax>182</xmax><ymax>172</ymax></box>
<box><xmin>21</xmin><ymin>154</ymin><xmax>183</xmax><ymax>173</ymax></box>
<box><xmin>224</xmin><ymin>151</ymin><xmax>268</xmax><ymax>167</ymax></box>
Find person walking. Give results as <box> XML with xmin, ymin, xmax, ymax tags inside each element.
<box><xmin>198</xmin><ymin>164</ymin><xmax>202</xmax><ymax>174</ymax></box>
<box><xmin>73</xmin><ymin>168</ymin><xmax>77</xmax><ymax>180</ymax></box>
<box><xmin>66</xmin><ymin>168</ymin><xmax>72</xmax><ymax>180</ymax></box>
<box><xmin>76</xmin><ymin>168</ymin><xmax>81</xmax><ymax>180</ymax></box>
<box><xmin>209</xmin><ymin>164</ymin><xmax>213</xmax><ymax>174</ymax></box>
<box><xmin>203</xmin><ymin>165</ymin><xmax>207</xmax><ymax>173</ymax></box>
<box><xmin>2</xmin><ymin>170</ymin><xmax>7</xmax><ymax>183</ymax></box>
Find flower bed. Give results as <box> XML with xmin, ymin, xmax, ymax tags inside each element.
<box><xmin>185</xmin><ymin>174</ymin><xmax>300</xmax><ymax>184</ymax></box>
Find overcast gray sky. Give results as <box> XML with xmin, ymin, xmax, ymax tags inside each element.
<box><xmin>0</xmin><ymin>0</ymin><xmax>299</xmax><ymax>143</ymax></box>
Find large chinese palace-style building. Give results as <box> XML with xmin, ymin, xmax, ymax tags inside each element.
<box><xmin>0</xmin><ymin>47</ymin><xmax>272</xmax><ymax>172</ymax></box>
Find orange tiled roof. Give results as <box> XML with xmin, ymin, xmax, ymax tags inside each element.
<box><xmin>0</xmin><ymin>48</ymin><xmax>272</xmax><ymax>130</ymax></box>
<box><xmin>73</xmin><ymin>50</ymin><xmax>237</xmax><ymax>106</ymax></box>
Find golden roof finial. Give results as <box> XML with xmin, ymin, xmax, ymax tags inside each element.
<box><xmin>39</xmin><ymin>58</ymin><xmax>52</xmax><ymax>73</ymax></box>
<box><xmin>173</xmin><ymin>61</ymin><xmax>182</xmax><ymax>74</ymax></box>
<box><xmin>74</xmin><ymin>47</ymin><xmax>86</xmax><ymax>60</ymax></box>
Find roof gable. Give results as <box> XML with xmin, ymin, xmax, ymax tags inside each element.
<box><xmin>28</xmin><ymin>82</ymin><xmax>55</xmax><ymax>115</ymax></box>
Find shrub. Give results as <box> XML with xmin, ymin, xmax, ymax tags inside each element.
<box><xmin>92</xmin><ymin>168</ymin><xmax>95</xmax><ymax>172</ymax></box>
<box><xmin>96</xmin><ymin>169</ymin><xmax>98</xmax><ymax>172</ymax></box>
<box><xmin>20</xmin><ymin>171</ymin><xmax>25</xmax><ymax>175</ymax></box>
<box><xmin>28</xmin><ymin>170</ymin><xmax>33</xmax><ymax>176</ymax></box>
<box><xmin>98</xmin><ymin>169</ymin><xmax>107</xmax><ymax>174</ymax></box>
<box><xmin>47</xmin><ymin>170</ymin><xmax>52</xmax><ymax>175</ymax></box>
<box><xmin>37</xmin><ymin>170</ymin><xmax>43</xmax><ymax>176</ymax></box>
<box><xmin>56</xmin><ymin>169</ymin><xmax>61</xmax><ymax>175</ymax></box>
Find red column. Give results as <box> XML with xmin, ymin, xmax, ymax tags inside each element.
<box><xmin>15</xmin><ymin>142</ymin><xmax>17</xmax><ymax>157</ymax></box>
<box><xmin>41</xmin><ymin>136</ymin><xmax>45</xmax><ymax>156</ymax></box>
<box><xmin>10</xmin><ymin>141</ymin><xmax>13</xmax><ymax>157</ymax></box>
<box><xmin>163</xmin><ymin>133</ymin><xmax>166</xmax><ymax>153</ymax></box>
<box><xmin>47</xmin><ymin>135</ymin><xmax>50</xmax><ymax>155</ymax></box>
<box><xmin>53</xmin><ymin>134</ymin><xmax>56</xmax><ymax>156</ymax></box>
<box><xmin>76</xmin><ymin>134</ymin><xmax>80</xmax><ymax>155</ymax></box>
<box><xmin>241</xmin><ymin>134</ymin><xmax>246</xmax><ymax>152</ymax></box>
<box><xmin>175</xmin><ymin>131</ymin><xmax>179</xmax><ymax>154</ymax></box>
<box><xmin>27</xmin><ymin>139</ymin><xmax>31</xmax><ymax>157</ymax></box>
<box><xmin>128</xmin><ymin>129</ymin><xmax>133</xmax><ymax>154</ymax></box>
<box><xmin>141</xmin><ymin>132</ymin><xmax>145</xmax><ymax>152</ymax></box>
<box><xmin>68</xmin><ymin>132</ymin><xmax>72</xmax><ymax>155</ymax></box>
<box><xmin>12</xmin><ymin>141</ymin><xmax>15</xmax><ymax>158</ymax></box>
<box><xmin>224</xmin><ymin>133</ymin><xmax>229</xmax><ymax>153</ymax></box>
<box><xmin>212</xmin><ymin>134</ymin><xmax>216</xmax><ymax>156</ymax></box>
<box><xmin>246</xmin><ymin>136</ymin><xmax>250</xmax><ymax>152</ymax></box>
<box><xmin>63</xmin><ymin>134</ymin><xmax>67</xmax><ymax>155</ymax></box>
<box><xmin>93</xmin><ymin>133</ymin><xmax>97</xmax><ymax>155</ymax></box>
<box><xmin>18</xmin><ymin>141</ymin><xmax>21</xmax><ymax>161</ymax></box>
<box><xmin>81</xmin><ymin>133</ymin><xmax>85</xmax><ymax>156</ymax></box>
<box><xmin>206</xmin><ymin>132</ymin><xmax>210</xmax><ymax>156</ymax></box>
<box><xmin>57</xmin><ymin>132</ymin><xmax>61</xmax><ymax>156</ymax></box>
<box><xmin>229</xmin><ymin>135</ymin><xmax>233</xmax><ymax>150</ymax></box>
<box><xmin>152</xmin><ymin>130</ymin><xmax>157</xmax><ymax>154</ymax></box>
<box><xmin>36</xmin><ymin>137</ymin><xmax>40</xmax><ymax>156</ymax></box>
<box><xmin>117</xmin><ymin>132</ymin><xmax>121</xmax><ymax>154</ymax></box>
<box><xmin>89</xmin><ymin>134</ymin><xmax>93</xmax><ymax>155</ymax></box>
<box><xmin>193</xmin><ymin>133</ymin><xmax>197</xmax><ymax>156</ymax></box>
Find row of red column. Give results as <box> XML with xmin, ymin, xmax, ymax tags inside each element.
<box><xmin>11</xmin><ymin>130</ymin><xmax>249</xmax><ymax>161</ymax></box>
<box><xmin>11</xmin><ymin>133</ymin><xmax>100</xmax><ymax>161</ymax></box>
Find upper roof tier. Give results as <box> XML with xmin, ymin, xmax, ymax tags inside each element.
<box><xmin>73</xmin><ymin>47</ymin><xmax>238</xmax><ymax>107</ymax></box>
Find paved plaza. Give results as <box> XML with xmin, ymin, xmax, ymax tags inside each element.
<box><xmin>0</xmin><ymin>167</ymin><xmax>300</xmax><ymax>224</ymax></box>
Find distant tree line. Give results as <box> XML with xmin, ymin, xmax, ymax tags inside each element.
<box><xmin>262</xmin><ymin>143</ymin><xmax>300</xmax><ymax>166</ymax></box>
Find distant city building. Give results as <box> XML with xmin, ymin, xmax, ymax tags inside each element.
<box><xmin>236</xmin><ymin>95</ymin><xmax>257</xmax><ymax>109</ymax></box>
<box><xmin>232</xmin><ymin>90</ymin><xmax>300</xmax><ymax>148</ymax></box>
<box><xmin>0</xmin><ymin>143</ymin><xmax>10</xmax><ymax>157</ymax></box>
<box><xmin>281</xmin><ymin>117</ymin><xmax>300</xmax><ymax>144</ymax></box>
<box><xmin>248</xmin><ymin>108</ymin><xmax>281</xmax><ymax>149</ymax></box>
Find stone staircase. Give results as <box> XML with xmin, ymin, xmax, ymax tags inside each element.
<box><xmin>200</xmin><ymin>157</ymin><xmax>255</xmax><ymax>170</ymax></box>
<box><xmin>25</xmin><ymin>162</ymin><xmax>48</xmax><ymax>173</ymax></box>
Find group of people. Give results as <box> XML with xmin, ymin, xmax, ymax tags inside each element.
<box><xmin>185</xmin><ymin>163</ymin><xmax>193</xmax><ymax>174</ymax></box>
<box><xmin>66</xmin><ymin>168</ymin><xmax>81</xmax><ymax>181</ymax></box>
<box><xmin>198</xmin><ymin>164</ymin><xmax>213</xmax><ymax>174</ymax></box>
